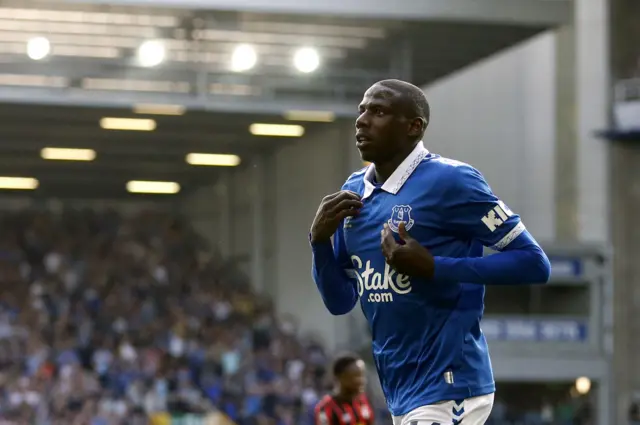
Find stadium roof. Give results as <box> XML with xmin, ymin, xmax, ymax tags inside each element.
<box><xmin>0</xmin><ymin>102</ymin><xmax>341</xmax><ymax>198</ymax></box>
<box><xmin>0</xmin><ymin>0</ymin><xmax>570</xmax><ymax>197</ymax></box>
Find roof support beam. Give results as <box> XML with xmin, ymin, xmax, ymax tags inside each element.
<box><xmin>65</xmin><ymin>0</ymin><xmax>572</xmax><ymax>26</ymax></box>
<box><xmin>0</xmin><ymin>86</ymin><xmax>358</xmax><ymax>117</ymax></box>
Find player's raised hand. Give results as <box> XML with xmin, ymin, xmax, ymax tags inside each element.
<box><xmin>381</xmin><ymin>222</ymin><xmax>435</xmax><ymax>278</ymax></box>
<box><xmin>310</xmin><ymin>190</ymin><xmax>363</xmax><ymax>243</ymax></box>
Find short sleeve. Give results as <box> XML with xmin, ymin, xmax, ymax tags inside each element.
<box><xmin>443</xmin><ymin>165</ymin><xmax>526</xmax><ymax>251</ymax></box>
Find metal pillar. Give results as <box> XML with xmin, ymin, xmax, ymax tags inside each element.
<box><xmin>575</xmin><ymin>0</ymin><xmax>611</xmax><ymax>243</ymax></box>
<box><xmin>608</xmin><ymin>0</ymin><xmax>640</xmax><ymax>422</ymax></box>
<box><xmin>216</xmin><ymin>170</ymin><xmax>233</xmax><ymax>257</ymax></box>
<box><xmin>250</xmin><ymin>155</ymin><xmax>266</xmax><ymax>294</ymax></box>
<box><xmin>554</xmin><ymin>24</ymin><xmax>579</xmax><ymax>241</ymax></box>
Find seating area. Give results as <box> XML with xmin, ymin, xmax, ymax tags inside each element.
<box><xmin>0</xmin><ymin>207</ymin><xmax>597</xmax><ymax>425</ymax></box>
<box><xmin>0</xmin><ymin>208</ymin><xmax>339</xmax><ymax>425</ymax></box>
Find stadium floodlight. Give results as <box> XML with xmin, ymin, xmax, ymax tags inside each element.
<box><xmin>231</xmin><ymin>44</ymin><xmax>257</xmax><ymax>72</ymax></box>
<box><xmin>27</xmin><ymin>37</ymin><xmax>50</xmax><ymax>60</ymax></box>
<box><xmin>575</xmin><ymin>377</ymin><xmax>591</xmax><ymax>395</ymax></box>
<box><xmin>133</xmin><ymin>104</ymin><xmax>185</xmax><ymax>116</ymax></box>
<box><xmin>284</xmin><ymin>110</ymin><xmax>335</xmax><ymax>122</ymax></box>
<box><xmin>41</xmin><ymin>147</ymin><xmax>96</xmax><ymax>161</ymax></box>
<box><xmin>0</xmin><ymin>177</ymin><xmax>39</xmax><ymax>190</ymax></box>
<box><xmin>126</xmin><ymin>180</ymin><xmax>180</xmax><ymax>194</ymax></box>
<box><xmin>249</xmin><ymin>123</ymin><xmax>305</xmax><ymax>137</ymax></box>
<box><xmin>186</xmin><ymin>153</ymin><xmax>241</xmax><ymax>167</ymax></box>
<box><xmin>293</xmin><ymin>47</ymin><xmax>319</xmax><ymax>73</ymax></box>
<box><xmin>100</xmin><ymin>117</ymin><xmax>156</xmax><ymax>131</ymax></box>
<box><xmin>137</xmin><ymin>40</ymin><xmax>165</xmax><ymax>67</ymax></box>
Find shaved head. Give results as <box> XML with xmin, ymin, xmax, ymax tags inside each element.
<box><xmin>373</xmin><ymin>79</ymin><xmax>430</xmax><ymax>136</ymax></box>
<box><xmin>355</xmin><ymin>79</ymin><xmax>430</xmax><ymax>164</ymax></box>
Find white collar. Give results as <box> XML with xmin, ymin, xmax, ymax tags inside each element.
<box><xmin>362</xmin><ymin>141</ymin><xmax>429</xmax><ymax>199</ymax></box>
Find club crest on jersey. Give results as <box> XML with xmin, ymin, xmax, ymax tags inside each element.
<box><xmin>388</xmin><ymin>205</ymin><xmax>414</xmax><ymax>232</ymax></box>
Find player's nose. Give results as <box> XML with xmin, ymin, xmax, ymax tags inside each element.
<box><xmin>355</xmin><ymin>113</ymin><xmax>369</xmax><ymax>129</ymax></box>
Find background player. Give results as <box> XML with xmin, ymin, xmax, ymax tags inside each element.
<box><xmin>314</xmin><ymin>353</ymin><xmax>375</xmax><ymax>425</ymax></box>
<box><xmin>309</xmin><ymin>79</ymin><xmax>551</xmax><ymax>425</ymax></box>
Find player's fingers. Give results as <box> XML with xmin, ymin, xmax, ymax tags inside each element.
<box><xmin>320</xmin><ymin>192</ymin><xmax>346</xmax><ymax>209</ymax></box>
<box><xmin>343</xmin><ymin>190</ymin><xmax>361</xmax><ymax>199</ymax></box>
<box><xmin>323</xmin><ymin>191</ymin><xmax>361</xmax><ymax>208</ymax></box>
<box><xmin>380</xmin><ymin>227</ymin><xmax>388</xmax><ymax>251</ymax></box>
<box><xmin>379</xmin><ymin>228</ymin><xmax>389</xmax><ymax>256</ymax></box>
<box><xmin>328</xmin><ymin>199</ymin><xmax>362</xmax><ymax>217</ymax></box>
<box><xmin>380</xmin><ymin>224</ymin><xmax>397</xmax><ymax>256</ymax></box>
<box><xmin>397</xmin><ymin>222</ymin><xmax>412</xmax><ymax>241</ymax></box>
<box><xmin>335</xmin><ymin>208</ymin><xmax>359</xmax><ymax>221</ymax></box>
<box><xmin>382</xmin><ymin>224</ymin><xmax>396</xmax><ymax>245</ymax></box>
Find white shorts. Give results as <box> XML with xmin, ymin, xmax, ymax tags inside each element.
<box><xmin>392</xmin><ymin>393</ymin><xmax>494</xmax><ymax>425</ymax></box>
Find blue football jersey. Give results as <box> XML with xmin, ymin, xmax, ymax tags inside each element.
<box><xmin>334</xmin><ymin>142</ymin><xmax>526</xmax><ymax>415</ymax></box>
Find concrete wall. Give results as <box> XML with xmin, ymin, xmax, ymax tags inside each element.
<box><xmin>183</xmin><ymin>120</ymin><xmax>367</xmax><ymax>349</ymax></box>
<box><xmin>610</xmin><ymin>0</ymin><xmax>640</xmax><ymax>421</ymax></box>
<box><xmin>265</xmin><ymin>121</ymin><xmax>365</xmax><ymax>349</ymax></box>
<box><xmin>421</xmin><ymin>31</ymin><xmax>557</xmax><ymax>242</ymax></box>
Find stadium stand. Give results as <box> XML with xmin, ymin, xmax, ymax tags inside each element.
<box><xmin>0</xmin><ymin>208</ymin><xmax>595</xmax><ymax>425</ymax></box>
<box><xmin>0</xmin><ymin>208</ymin><xmax>337</xmax><ymax>425</ymax></box>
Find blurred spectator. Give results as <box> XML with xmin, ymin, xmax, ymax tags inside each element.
<box><xmin>541</xmin><ymin>398</ymin><xmax>554</xmax><ymax>424</ymax></box>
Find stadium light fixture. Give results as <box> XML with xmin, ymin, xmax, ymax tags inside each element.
<box><xmin>284</xmin><ymin>110</ymin><xmax>335</xmax><ymax>122</ymax></box>
<box><xmin>231</xmin><ymin>44</ymin><xmax>257</xmax><ymax>72</ymax></box>
<box><xmin>249</xmin><ymin>123</ymin><xmax>305</xmax><ymax>137</ymax></box>
<box><xmin>41</xmin><ymin>147</ymin><xmax>96</xmax><ymax>161</ymax></box>
<box><xmin>133</xmin><ymin>104</ymin><xmax>185</xmax><ymax>116</ymax></box>
<box><xmin>186</xmin><ymin>153</ymin><xmax>241</xmax><ymax>167</ymax></box>
<box><xmin>100</xmin><ymin>117</ymin><xmax>156</xmax><ymax>131</ymax></box>
<box><xmin>575</xmin><ymin>377</ymin><xmax>591</xmax><ymax>395</ymax></box>
<box><xmin>126</xmin><ymin>180</ymin><xmax>180</xmax><ymax>194</ymax></box>
<box><xmin>27</xmin><ymin>36</ymin><xmax>50</xmax><ymax>60</ymax></box>
<box><xmin>293</xmin><ymin>47</ymin><xmax>319</xmax><ymax>73</ymax></box>
<box><xmin>0</xmin><ymin>177</ymin><xmax>39</xmax><ymax>190</ymax></box>
<box><xmin>137</xmin><ymin>40</ymin><xmax>165</xmax><ymax>67</ymax></box>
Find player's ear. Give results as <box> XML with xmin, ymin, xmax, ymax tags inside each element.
<box><xmin>408</xmin><ymin>117</ymin><xmax>424</xmax><ymax>139</ymax></box>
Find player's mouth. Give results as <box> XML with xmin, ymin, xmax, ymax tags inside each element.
<box><xmin>355</xmin><ymin>133</ymin><xmax>373</xmax><ymax>147</ymax></box>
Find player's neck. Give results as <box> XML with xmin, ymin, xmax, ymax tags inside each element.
<box><xmin>374</xmin><ymin>142</ymin><xmax>417</xmax><ymax>184</ymax></box>
<box><xmin>333</xmin><ymin>390</ymin><xmax>357</xmax><ymax>402</ymax></box>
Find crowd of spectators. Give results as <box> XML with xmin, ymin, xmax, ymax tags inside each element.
<box><xmin>0</xmin><ymin>208</ymin><xmax>344</xmax><ymax>425</ymax></box>
<box><xmin>0</xmin><ymin>206</ymin><xmax>607</xmax><ymax>425</ymax></box>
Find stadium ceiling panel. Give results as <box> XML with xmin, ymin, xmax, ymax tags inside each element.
<box><xmin>0</xmin><ymin>101</ymin><xmax>341</xmax><ymax>197</ymax></box>
<box><xmin>0</xmin><ymin>1</ymin><xmax>565</xmax><ymax>115</ymax></box>
<box><xmin>65</xmin><ymin>0</ymin><xmax>571</xmax><ymax>26</ymax></box>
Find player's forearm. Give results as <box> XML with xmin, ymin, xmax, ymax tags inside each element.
<box><xmin>310</xmin><ymin>241</ymin><xmax>359</xmax><ymax>315</ymax></box>
<box><xmin>433</xmin><ymin>231</ymin><xmax>551</xmax><ymax>285</ymax></box>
